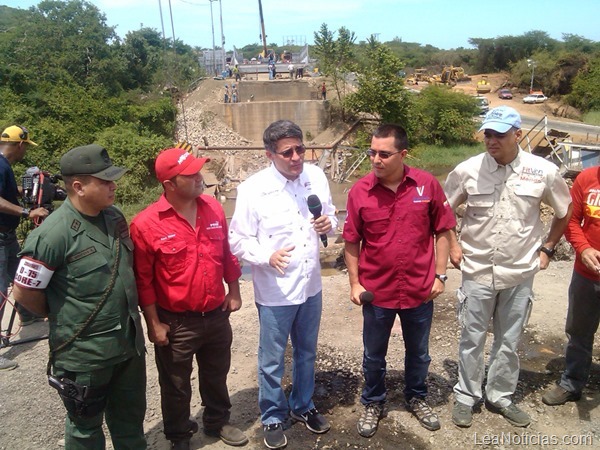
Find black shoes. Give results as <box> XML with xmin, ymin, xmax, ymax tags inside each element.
<box><xmin>263</xmin><ymin>423</ymin><xmax>287</xmax><ymax>449</ymax></box>
<box><xmin>290</xmin><ymin>408</ymin><xmax>330</xmax><ymax>434</ymax></box>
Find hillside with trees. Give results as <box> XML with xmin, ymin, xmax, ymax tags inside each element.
<box><xmin>1</xmin><ymin>1</ymin><xmax>600</xmax><ymax>205</ymax></box>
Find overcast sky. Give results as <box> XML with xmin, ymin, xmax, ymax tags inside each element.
<box><xmin>3</xmin><ymin>0</ymin><xmax>600</xmax><ymax>51</ymax></box>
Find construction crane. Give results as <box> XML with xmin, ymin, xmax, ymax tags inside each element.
<box><xmin>258</xmin><ymin>0</ymin><xmax>268</xmax><ymax>59</ymax></box>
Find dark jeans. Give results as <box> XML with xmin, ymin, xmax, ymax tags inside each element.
<box><xmin>0</xmin><ymin>231</ymin><xmax>37</xmax><ymax>325</ymax></box>
<box><xmin>560</xmin><ymin>270</ymin><xmax>600</xmax><ymax>394</ymax></box>
<box><xmin>361</xmin><ymin>301</ymin><xmax>433</xmax><ymax>405</ymax></box>
<box><xmin>155</xmin><ymin>307</ymin><xmax>233</xmax><ymax>442</ymax></box>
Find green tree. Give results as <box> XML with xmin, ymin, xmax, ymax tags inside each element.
<box><xmin>568</xmin><ymin>55</ymin><xmax>600</xmax><ymax>112</ymax></box>
<box><xmin>345</xmin><ymin>37</ymin><xmax>411</xmax><ymax>126</ymax></box>
<box><xmin>410</xmin><ymin>86</ymin><xmax>479</xmax><ymax>145</ymax></box>
<box><xmin>313</xmin><ymin>24</ymin><xmax>357</xmax><ymax>118</ymax></box>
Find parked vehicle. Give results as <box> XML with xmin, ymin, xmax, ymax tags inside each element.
<box><xmin>523</xmin><ymin>93</ymin><xmax>548</xmax><ymax>104</ymax></box>
<box><xmin>498</xmin><ymin>88</ymin><xmax>513</xmax><ymax>99</ymax></box>
<box><xmin>474</xmin><ymin>96</ymin><xmax>490</xmax><ymax>115</ymax></box>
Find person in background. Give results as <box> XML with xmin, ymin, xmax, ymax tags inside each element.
<box><xmin>0</xmin><ymin>125</ymin><xmax>49</xmax><ymax>371</ymax></box>
<box><xmin>131</xmin><ymin>147</ymin><xmax>247</xmax><ymax>450</ymax></box>
<box><xmin>229</xmin><ymin>120</ymin><xmax>336</xmax><ymax>450</ymax></box>
<box><xmin>224</xmin><ymin>84</ymin><xmax>230</xmax><ymax>103</ymax></box>
<box><xmin>343</xmin><ymin>123</ymin><xmax>455</xmax><ymax>437</ymax></box>
<box><xmin>320</xmin><ymin>82</ymin><xmax>327</xmax><ymax>101</ymax></box>
<box><xmin>13</xmin><ymin>144</ymin><xmax>146</xmax><ymax>449</ymax></box>
<box><xmin>444</xmin><ymin>106</ymin><xmax>572</xmax><ymax>428</ymax></box>
<box><xmin>542</xmin><ymin>164</ymin><xmax>600</xmax><ymax>406</ymax></box>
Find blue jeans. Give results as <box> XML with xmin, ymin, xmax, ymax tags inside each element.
<box><xmin>256</xmin><ymin>292</ymin><xmax>322</xmax><ymax>425</ymax></box>
<box><xmin>560</xmin><ymin>270</ymin><xmax>600</xmax><ymax>394</ymax></box>
<box><xmin>0</xmin><ymin>231</ymin><xmax>35</xmax><ymax>325</ymax></box>
<box><xmin>361</xmin><ymin>301</ymin><xmax>433</xmax><ymax>405</ymax></box>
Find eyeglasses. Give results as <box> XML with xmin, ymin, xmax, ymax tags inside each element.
<box><xmin>483</xmin><ymin>130</ymin><xmax>512</xmax><ymax>139</ymax></box>
<box><xmin>273</xmin><ymin>145</ymin><xmax>306</xmax><ymax>158</ymax></box>
<box><xmin>366</xmin><ymin>149</ymin><xmax>401</xmax><ymax>159</ymax></box>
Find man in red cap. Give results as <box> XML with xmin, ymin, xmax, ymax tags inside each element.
<box><xmin>130</xmin><ymin>147</ymin><xmax>247</xmax><ymax>450</ymax></box>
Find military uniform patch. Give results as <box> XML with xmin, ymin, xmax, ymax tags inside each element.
<box><xmin>70</xmin><ymin>219</ymin><xmax>81</xmax><ymax>231</ymax></box>
<box><xmin>67</xmin><ymin>246</ymin><xmax>97</xmax><ymax>263</ymax></box>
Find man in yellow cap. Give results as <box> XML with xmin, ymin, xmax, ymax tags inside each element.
<box><xmin>0</xmin><ymin>125</ymin><xmax>49</xmax><ymax>371</ymax></box>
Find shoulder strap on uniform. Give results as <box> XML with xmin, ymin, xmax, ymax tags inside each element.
<box><xmin>46</xmin><ymin>237</ymin><xmax>121</xmax><ymax>375</ymax></box>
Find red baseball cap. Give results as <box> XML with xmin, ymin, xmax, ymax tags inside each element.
<box><xmin>155</xmin><ymin>148</ymin><xmax>210</xmax><ymax>182</ymax></box>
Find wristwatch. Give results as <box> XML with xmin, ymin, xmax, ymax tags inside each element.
<box><xmin>435</xmin><ymin>274</ymin><xmax>448</xmax><ymax>283</ymax></box>
<box><xmin>538</xmin><ymin>245</ymin><xmax>556</xmax><ymax>258</ymax></box>
<box><xmin>21</xmin><ymin>208</ymin><xmax>30</xmax><ymax>218</ymax></box>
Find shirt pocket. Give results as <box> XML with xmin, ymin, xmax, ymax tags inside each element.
<box><xmin>260</xmin><ymin>210</ymin><xmax>294</xmax><ymax>238</ymax></box>
<box><xmin>465</xmin><ymin>182</ymin><xmax>494</xmax><ymax>218</ymax></box>
<box><xmin>157</xmin><ymin>238</ymin><xmax>187</xmax><ymax>274</ymax></box>
<box><xmin>512</xmin><ymin>182</ymin><xmax>545</xmax><ymax>219</ymax></box>
<box><xmin>67</xmin><ymin>252</ymin><xmax>110</xmax><ymax>296</ymax></box>
<box><xmin>362</xmin><ymin>208</ymin><xmax>390</xmax><ymax>236</ymax></box>
<box><xmin>206</xmin><ymin>228</ymin><xmax>224</xmax><ymax>258</ymax></box>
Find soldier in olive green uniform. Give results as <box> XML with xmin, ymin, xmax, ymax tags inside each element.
<box><xmin>13</xmin><ymin>144</ymin><xmax>146</xmax><ymax>450</ymax></box>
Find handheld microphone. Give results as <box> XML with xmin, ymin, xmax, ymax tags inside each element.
<box><xmin>359</xmin><ymin>291</ymin><xmax>374</xmax><ymax>304</ymax></box>
<box><xmin>306</xmin><ymin>194</ymin><xmax>328</xmax><ymax>248</ymax></box>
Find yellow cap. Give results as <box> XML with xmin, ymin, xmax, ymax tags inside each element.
<box><xmin>1</xmin><ymin>125</ymin><xmax>38</xmax><ymax>146</ymax></box>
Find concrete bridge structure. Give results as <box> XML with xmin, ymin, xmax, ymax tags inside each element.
<box><xmin>216</xmin><ymin>79</ymin><xmax>330</xmax><ymax>143</ymax></box>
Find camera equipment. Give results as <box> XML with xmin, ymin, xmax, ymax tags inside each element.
<box><xmin>21</xmin><ymin>167</ymin><xmax>66</xmax><ymax>212</ymax></box>
<box><xmin>0</xmin><ymin>168</ymin><xmax>65</xmax><ymax>349</ymax></box>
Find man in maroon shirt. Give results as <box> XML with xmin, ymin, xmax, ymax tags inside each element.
<box><xmin>343</xmin><ymin>124</ymin><xmax>455</xmax><ymax>437</ymax></box>
<box><xmin>131</xmin><ymin>147</ymin><xmax>248</xmax><ymax>450</ymax></box>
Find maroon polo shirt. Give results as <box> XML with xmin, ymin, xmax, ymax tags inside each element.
<box><xmin>343</xmin><ymin>166</ymin><xmax>456</xmax><ymax>309</ymax></box>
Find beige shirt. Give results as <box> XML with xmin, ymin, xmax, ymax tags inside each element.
<box><xmin>445</xmin><ymin>149</ymin><xmax>571</xmax><ymax>289</ymax></box>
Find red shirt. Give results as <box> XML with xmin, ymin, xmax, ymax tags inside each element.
<box><xmin>131</xmin><ymin>194</ymin><xmax>241</xmax><ymax>313</ymax></box>
<box><xmin>565</xmin><ymin>166</ymin><xmax>600</xmax><ymax>281</ymax></box>
<box><xmin>343</xmin><ymin>166</ymin><xmax>456</xmax><ymax>309</ymax></box>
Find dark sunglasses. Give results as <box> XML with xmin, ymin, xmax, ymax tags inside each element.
<box><xmin>273</xmin><ymin>145</ymin><xmax>306</xmax><ymax>158</ymax></box>
<box><xmin>366</xmin><ymin>149</ymin><xmax>401</xmax><ymax>159</ymax></box>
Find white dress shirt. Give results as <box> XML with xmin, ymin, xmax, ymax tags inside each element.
<box><xmin>229</xmin><ymin>163</ymin><xmax>337</xmax><ymax>306</ymax></box>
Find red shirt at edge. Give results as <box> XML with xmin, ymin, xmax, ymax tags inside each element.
<box><xmin>131</xmin><ymin>194</ymin><xmax>241</xmax><ymax>313</ymax></box>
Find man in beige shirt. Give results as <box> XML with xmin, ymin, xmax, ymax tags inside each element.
<box><xmin>444</xmin><ymin>106</ymin><xmax>572</xmax><ymax>428</ymax></box>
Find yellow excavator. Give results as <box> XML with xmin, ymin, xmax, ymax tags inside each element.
<box><xmin>440</xmin><ymin>66</ymin><xmax>470</xmax><ymax>85</ymax></box>
<box><xmin>406</xmin><ymin>68</ymin><xmax>429</xmax><ymax>85</ymax></box>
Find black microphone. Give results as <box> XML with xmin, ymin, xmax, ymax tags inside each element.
<box><xmin>306</xmin><ymin>194</ymin><xmax>328</xmax><ymax>248</ymax></box>
<box><xmin>359</xmin><ymin>291</ymin><xmax>374</xmax><ymax>304</ymax></box>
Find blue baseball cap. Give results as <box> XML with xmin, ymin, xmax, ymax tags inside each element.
<box><xmin>478</xmin><ymin>106</ymin><xmax>522</xmax><ymax>133</ymax></box>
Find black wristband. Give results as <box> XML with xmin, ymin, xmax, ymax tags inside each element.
<box><xmin>435</xmin><ymin>274</ymin><xmax>448</xmax><ymax>283</ymax></box>
<box><xmin>538</xmin><ymin>245</ymin><xmax>555</xmax><ymax>258</ymax></box>
<box><xmin>21</xmin><ymin>208</ymin><xmax>30</xmax><ymax>218</ymax></box>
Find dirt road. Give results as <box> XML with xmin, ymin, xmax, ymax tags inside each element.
<box><xmin>1</xmin><ymin>258</ymin><xmax>599</xmax><ymax>449</ymax></box>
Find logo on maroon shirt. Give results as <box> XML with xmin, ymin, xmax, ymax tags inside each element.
<box><xmin>413</xmin><ymin>185</ymin><xmax>430</xmax><ymax>203</ymax></box>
